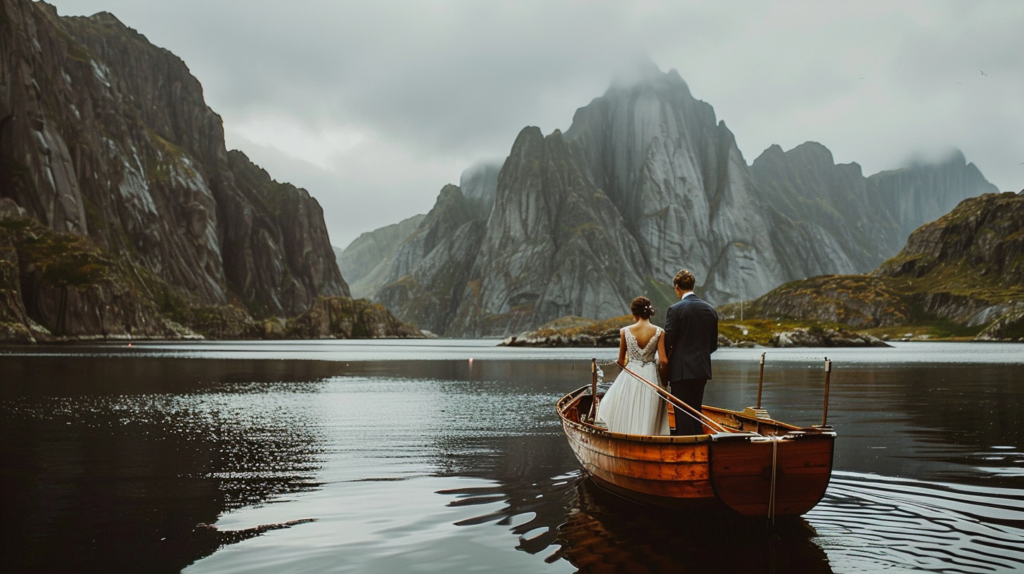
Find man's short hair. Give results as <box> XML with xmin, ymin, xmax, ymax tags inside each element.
<box><xmin>673</xmin><ymin>269</ymin><xmax>696</xmax><ymax>290</ymax></box>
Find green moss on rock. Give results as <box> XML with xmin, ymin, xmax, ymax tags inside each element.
<box><xmin>285</xmin><ymin>296</ymin><xmax>425</xmax><ymax>339</ymax></box>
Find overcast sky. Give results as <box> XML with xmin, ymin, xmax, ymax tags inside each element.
<box><xmin>50</xmin><ymin>1</ymin><xmax>1024</xmax><ymax>248</ymax></box>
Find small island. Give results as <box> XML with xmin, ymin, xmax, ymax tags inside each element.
<box><xmin>500</xmin><ymin>314</ymin><xmax>889</xmax><ymax>348</ymax></box>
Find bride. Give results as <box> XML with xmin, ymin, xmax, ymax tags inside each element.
<box><xmin>596</xmin><ymin>297</ymin><xmax>670</xmax><ymax>436</ymax></box>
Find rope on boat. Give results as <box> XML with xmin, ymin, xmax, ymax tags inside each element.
<box><xmin>617</xmin><ymin>365</ymin><xmax>735</xmax><ymax>435</ymax></box>
<box><xmin>595</xmin><ymin>360</ymin><xmax>735</xmax><ymax>435</ymax></box>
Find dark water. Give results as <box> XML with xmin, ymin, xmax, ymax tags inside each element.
<box><xmin>1</xmin><ymin>341</ymin><xmax>1022</xmax><ymax>573</ymax></box>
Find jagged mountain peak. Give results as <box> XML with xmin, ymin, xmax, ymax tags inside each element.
<box><xmin>752</xmin><ymin>142</ymin><xmax>867</xmax><ymax>185</ymax></box>
<box><xmin>608</xmin><ymin>58</ymin><xmax>690</xmax><ymax>94</ymax></box>
<box><xmin>459</xmin><ymin>159</ymin><xmax>503</xmax><ymax>216</ymax></box>
<box><xmin>902</xmin><ymin>147</ymin><xmax>968</xmax><ymax>170</ymax></box>
<box><xmin>82</xmin><ymin>11</ymin><xmax>125</xmax><ymax>25</ymax></box>
<box><xmin>568</xmin><ymin>64</ymin><xmax>706</xmax><ymax>138</ymax></box>
<box><xmin>754</xmin><ymin>141</ymin><xmax>833</xmax><ymax>165</ymax></box>
<box><xmin>356</xmin><ymin>66</ymin><xmax>998</xmax><ymax>337</ymax></box>
<box><xmin>65</xmin><ymin>8</ymin><xmax>158</xmax><ymax>52</ymax></box>
<box><xmin>434</xmin><ymin>183</ymin><xmax>462</xmax><ymax>202</ymax></box>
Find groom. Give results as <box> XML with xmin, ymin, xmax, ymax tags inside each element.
<box><xmin>663</xmin><ymin>269</ymin><xmax>719</xmax><ymax>436</ymax></box>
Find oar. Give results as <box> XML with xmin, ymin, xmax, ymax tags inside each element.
<box><xmin>587</xmin><ymin>358</ymin><xmax>598</xmax><ymax>421</ymax></box>
<box><xmin>618</xmin><ymin>365</ymin><xmax>734</xmax><ymax>434</ymax></box>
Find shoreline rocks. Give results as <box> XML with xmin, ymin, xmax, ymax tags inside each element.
<box><xmin>498</xmin><ymin>315</ymin><xmax>891</xmax><ymax>348</ymax></box>
<box><xmin>500</xmin><ymin>316</ymin><xmax>629</xmax><ymax>347</ymax></box>
<box><xmin>769</xmin><ymin>328</ymin><xmax>890</xmax><ymax>348</ymax></box>
<box><xmin>284</xmin><ymin>297</ymin><xmax>429</xmax><ymax>340</ymax></box>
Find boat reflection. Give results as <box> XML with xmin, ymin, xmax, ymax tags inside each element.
<box><xmin>552</xmin><ymin>477</ymin><xmax>833</xmax><ymax>573</ymax></box>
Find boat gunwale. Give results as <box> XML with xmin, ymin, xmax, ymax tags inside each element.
<box><xmin>557</xmin><ymin>386</ymin><xmax>835</xmax><ymax>444</ymax></box>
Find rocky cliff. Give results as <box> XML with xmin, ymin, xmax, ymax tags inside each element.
<box><xmin>752</xmin><ymin>143</ymin><xmax>997</xmax><ymax>277</ymax></box>
<box><xmin>377</xmin><ymin>128</ymin><xmax>662</xmax><ymax>337</ymax></box>
<box><xmin>0</xmin><ymin>1</ymin><xmax>369</xmax><ymax>341</ymax></box>
<box><xmin>358</xmin><ymin>64</ymin><xmax>995</xmax><ymax>337</ymax></box>
<box><xmin>459</xmin><ymin>128</ymin><xmax>651</xmax><ymax>335</ymax></box>
<box><xmin>867</xmin><ymin>152</ymin><xmax>998</xmax><ymax>245</ymax></box>
<box><xmin>735</xmin><ymin>191</ymin><xmax>1024</xmax><ymax>341</ymax></box>
<box><xmin>338</xmin><ymin>213</ymin><xmax>424</xmax><ymax>299</ymax></box>
<box><xmin>0</xmin><ymin>198</ymin><xmax>193</xmax><ymax>341</ymax></box>
<box><xmin>562</xmin><ymin>67</ymin><xmax>788</xmax><ymax>304</ymax></box>
<box><xmin>875</xmin><ymin>190</ymin><xmax>1024</xmax><ymax>338</ymax></box>
<box><xmin>752</xmin><ymin>143</ymin><xmax>900</xmax><ymax>277</ymax></box>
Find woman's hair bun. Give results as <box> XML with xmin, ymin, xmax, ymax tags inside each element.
<box><xmin>630</xmin><ymin>296</ymin><xmax>655</xmax><ymax>319</ymax></box>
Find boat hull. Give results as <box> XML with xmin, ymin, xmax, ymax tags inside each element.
<box><xmin>558</xmin><ymin>387</ymin><xmax>835</xmax><ymax>517</ymax></box>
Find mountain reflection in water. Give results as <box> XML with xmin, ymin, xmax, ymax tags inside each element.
<box><xmin>0</xmin><ymin>341</ymin><xmax>1022</xmax><ymax>573</ymax></box>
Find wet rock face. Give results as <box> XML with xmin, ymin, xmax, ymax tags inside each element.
<box><xmin>0</xmin><ymin>211</ymin><xmax>194</xmax><ymax>341</ymax></box>
<box><xmin>564</xmin><ymin>68</ymin><xmax>786</xmax><ymax>304</ymax></box>
<box><xmin>374</xmin><ymin>184</ymin><xmax>486</xmax><ymax>335</ymax></box>
<box><xmin>0</xmin><ymin>3</ymin><xmax>230</xmax><ymax>304</ymax></box>
<box><xmin>457</xmin><ymin>128</ymin><xmax>648</xmax><ymax>336</ymax></box>
<box><xmin>378</xmin><ymin>128</ymin><xmax>651</xmax><ymax>337</ymax></box>
<box><xmin>976</xmin><ymin>303</ymin><xmax>1024</xmax><ymax>342</ymax></box>
<box><xmin>224</xmin><ymin>151</ymin><xmax>349</xmax><ymax>316</ymax></box>
<box><xmin>0</xmin><ymin>0</ymin><xmax>347</xmax><ymax>336</ymax></box>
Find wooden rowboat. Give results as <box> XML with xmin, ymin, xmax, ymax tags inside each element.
<box><xmin>556</xmin><ymin>360</ymin><xmax>836</xmax><ymax>518</ymax></box>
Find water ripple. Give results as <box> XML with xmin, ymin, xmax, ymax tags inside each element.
<box><xmin>810</xmin><ymin>471</ymin><xmax>1024</xmax><ymax>573</ymax></box>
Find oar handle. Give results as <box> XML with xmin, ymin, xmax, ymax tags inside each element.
<box><xmin>821</xmin><ymin>358</ymin><xmax>832</xmax><ymax>426</ymax></box>
<box><xmin>757</xmin><ymin>352</ymin><xmax>766</xmax><ymax>408</ymax></box>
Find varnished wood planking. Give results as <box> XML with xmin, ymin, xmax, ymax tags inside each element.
<box><xmin>564</xmin><ymin>428</ymin><xmax>712</xmax><ymax>499</ymax></box>
<box><xmin>564</xmin><ymin>425</ymin><xmax>711</xmax><ymax>483</ymax></box>
<box><xmin>710</xmin><ymin>435</ymin><xmax>834</xmax><ymax>516</ymax></box>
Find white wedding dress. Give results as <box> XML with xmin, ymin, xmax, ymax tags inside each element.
<box><xmin>596</xmin><ymin>327</ymin><xmax>670</xmax><ymax>436</ymax></box>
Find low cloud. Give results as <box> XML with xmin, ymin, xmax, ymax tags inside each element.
<box><xmin>51</xmin><ymin>1</ymin><xmax>1024</xmax><ymax>246</ymax></box>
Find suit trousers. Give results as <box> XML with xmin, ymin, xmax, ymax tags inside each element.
<box><xmin>669</xmin><ymin>378</ymin><xmax>708</xmax><ymax>436</ymax></box>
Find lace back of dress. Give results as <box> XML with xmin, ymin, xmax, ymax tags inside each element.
<box><xmin>625</xmin><ymin>327</ymin><xmax>660</xmax><ymax>365</ymax></box>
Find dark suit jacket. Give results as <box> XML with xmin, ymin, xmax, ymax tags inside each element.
<box><xmin>664</xmin><ymin>293</ymin><xmax>718</xmax><ymax>382</ymax></box>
